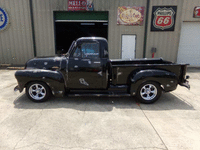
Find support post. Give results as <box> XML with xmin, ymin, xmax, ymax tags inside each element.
<box><xmin>143</xmin><ymin>0</ymin><xmax>150</xmax><ymax>58</ymax></box>
<box><xmin>29</xmin><ymin>0</ymin><xmax>37</xmax><ymax>57</ymax></box>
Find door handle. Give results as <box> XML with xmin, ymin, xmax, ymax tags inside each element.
<box><xmin>74</xmin><ymin>65</ymin><xmax>79</xmax><ymax>68</ymax></box>
<box><xmin>82</xmin><ymin>59</ymin><xmax>90</xmax><ymax>61</ymax></box>
<box><xmin>81</xmin><ymin>59</ymin><xmax>91</xmax><ymax>64</ymax></box>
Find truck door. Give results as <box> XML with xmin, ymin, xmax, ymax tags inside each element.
<box><xmin>68</xmin><ymin>41</ymin><xmax>106</xmax><ymax>89</ymax></box>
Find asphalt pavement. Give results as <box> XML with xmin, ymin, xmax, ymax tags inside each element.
<box><xmin>0</xmin><ymin>68</ymin><xmax>200</xmax><ymax>150</ymax></box>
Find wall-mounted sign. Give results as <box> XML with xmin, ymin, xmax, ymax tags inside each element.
<box><xmin>68</xmin><ymin>0</ymin><xmax>94</xmax><ymax>11</ymax></box>
<box><xmin>151</xmin><ymin>6</ymin><xmax>177</xmax><ymax>31</ymax></box>
<box><xmin>117</xmin><ymin>6</ymin><xmax>145</xmax><ymax>26</ymax></box>
<box><xmin>0</xmin><ymin>7</ymin><xmax>9</xmax><ymax>31</ymax></box>
<box><xmin>194</xmin><ymin>7</ymin><xmax>200</xmax><ymax>18</ymax></box>
<box><xmin>87</xmin><ymin>0</ymin><xmax>94</xmax><ymax>11</ymax></box>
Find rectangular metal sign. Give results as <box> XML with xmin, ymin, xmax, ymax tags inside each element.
<box><xmin>117</xmin><ymin>6</ymin><xmax>145</xmax><ymax>26</ymax></box>
<box><xmin>151</xmin><ymin>6</ymin><xmax>177</xmax><ymax>31</ymax></box>
<box><xmin>68</xmin><ymin>0</ymin><xmax>94</xmax><ymax>11</ymax></box>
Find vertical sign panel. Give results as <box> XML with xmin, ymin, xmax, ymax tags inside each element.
<box><xmin>122</xmin><ymin>35</ymin><xmax>136</xmax><ymax>59</ymax></box>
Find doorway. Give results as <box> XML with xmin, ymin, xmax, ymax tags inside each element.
<box><xmin>177</xmin><ymin>22</ymin><xmax>200</xmax><ymax>66</ymax></box>
<box><xmin>121</xmin><ymin>35</ymin><xmax>136</xmax><ymax>59</ymax></box>
<box><xmin>54</xmin><ymin>11</ymin><xmax>108</xmax><ymax>54</ymax></box>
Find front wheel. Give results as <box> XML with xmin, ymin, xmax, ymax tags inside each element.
<box><xmin>26</xmin><ymin>82</ymin><xmax>51</xmax><ymax>102</ymax></box>
<box><xmin>136</xmin><ymin>81</ymin><xmax>162</xmax><ymax>104</ymax></box>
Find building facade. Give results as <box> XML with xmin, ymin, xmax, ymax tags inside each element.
<box><xmin>0</xmin><ymin>0</ymin><xmax>200</xmax><ymax>66</ymax></box>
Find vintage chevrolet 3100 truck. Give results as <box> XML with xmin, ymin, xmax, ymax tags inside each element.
<box><xmin>14</xmin><ymin>37</ymin><xmax>190</xmax><ymax>104</ymax></box>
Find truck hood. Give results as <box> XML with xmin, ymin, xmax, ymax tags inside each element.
<box><xmin>25</xmin><ymin>56</ymin><xmax>65</xmax><ymax>70</ymax></box>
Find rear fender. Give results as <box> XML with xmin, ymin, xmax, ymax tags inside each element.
<box><xmin>15</xmin><ymin>69</ymin><xmax>65</xmax><ymax>97</ymax></box>
<box><xmin>130</xmin><ymin>69</ymin><xmax>178</xmax><ymax>95</ymax></box>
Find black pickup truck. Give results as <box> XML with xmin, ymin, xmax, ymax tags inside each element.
<box><xmin>14</xmin><ymin>37</ymin><xmax>190</xmax><ymax>104</ymax></box>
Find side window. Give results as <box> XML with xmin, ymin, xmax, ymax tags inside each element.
<box><xmin>81</xmin><ymin>43</ymin><xmax>99</xmax><ymax>58</ymax></box>
<box><xmin>73</xmin><ymin>47</ymin><xmax>81</xmax><ymax>57</ymax></box>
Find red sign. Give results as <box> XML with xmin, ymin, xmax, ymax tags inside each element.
<box><xmin>68</xmin><ymin>0</ymin><xmax>87</xmax><ymax>11</ymax></box>
<box><xmin>194</xmin><ymin>7</ymin><xmax>200</xmax><ymax>18</ymax></box>
<box><xmin>155</xmin><ymin>16</ymin><xmax>172</xmax><ymax>28</ymax></box>
<box><xmin>153</xmin><ymin>8</ymin><xmax>175</xmax><ymax>30</ymax></box>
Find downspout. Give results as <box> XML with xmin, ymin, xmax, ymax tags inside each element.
<box><xmin>143</xmin><ymin>0</ymin><xmax>150</xmax><ymax>58</ymax></box>
<box><xmin>29</xmin><ymin>0</ymin><xmax>37</xmax><ymax>57</ymax></box>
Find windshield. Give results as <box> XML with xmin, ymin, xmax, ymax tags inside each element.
<box><xmin>65</xmin><ymin>41</ymin><xmax>76</xmax><ymax>57</ymax></box>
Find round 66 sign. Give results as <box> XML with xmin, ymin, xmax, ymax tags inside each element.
<box><xmin>0</xmin><ymin>7</ymin><xmax>9</xmax><ymax>31</ymax></box>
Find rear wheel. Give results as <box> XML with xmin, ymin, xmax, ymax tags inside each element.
<box><xmin>136</xmin><ymin>81</ymin><xmax>162</xmax><ymax>104</ymax></box>
<box><xmin>26</xmin><ymin>82</ymin><xmax>51</xmax><ymax>102</ymax></box>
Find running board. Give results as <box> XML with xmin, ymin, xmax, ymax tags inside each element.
<box><xmin>68</xmin><ymin>93</ymin><xmax>131</xmax><ymax>97</ymax></box>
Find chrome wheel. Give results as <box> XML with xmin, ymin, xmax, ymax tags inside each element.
<box><xmin>28</xmin><ymin>84</ymin><xmax>46</xmax><ymax>101</ymax></box>
<box><xmin>140</xmin><ymin>84</ymin><xmax>157</xmax><ymax>101</ymax></box>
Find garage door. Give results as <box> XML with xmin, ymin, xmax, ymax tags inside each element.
<box><xmin>54</xmin><ymin>11</ymin><xmax>108</xmax><ymax>54</ymax></box>
<box><xmin>177</xmin><ymin>22</ymin><xmax>200</xmax><ymax>66</ymax></box>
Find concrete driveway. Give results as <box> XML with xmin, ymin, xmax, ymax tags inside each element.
<box><xmin>0</xmin><ymin>68</ymin><xmax>200</xmax><ymax>150</ymax></box>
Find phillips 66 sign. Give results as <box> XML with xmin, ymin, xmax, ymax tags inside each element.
<box><xmin>151</xmin><ymin>6</ymin><xmax>177</xmax><ymax>31</ymax></box>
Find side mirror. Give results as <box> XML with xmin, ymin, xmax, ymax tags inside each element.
<box><xmin>104</xmin><ymin>49</ymin><xmax>109</xmax><ymax>58</ymax></box>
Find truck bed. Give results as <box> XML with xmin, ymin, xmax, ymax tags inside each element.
<box><xmin>110</xmin><ymin>58</ymin><xmax>173</xmax><ymax>65</ymax></box>
<box><xmin>110</xmin><ymin>58</ymin><xmax>187</xmax><ymax>85</ymax></box>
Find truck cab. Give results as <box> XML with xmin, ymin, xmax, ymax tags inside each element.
<box><xmin>67</xmin><ymin>37</ymin><xmax>109</xmax><ymax>89</ymax></box>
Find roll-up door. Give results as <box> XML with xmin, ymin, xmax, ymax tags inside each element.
<box><xmin>177</xmin><ymin>22</ymin><xmax>200</xmax><ymax>66</ymax></box>
<box><xmin>54</xmin><ymin>11</ymin><xmax>108</xmax><ymax>54</ymax></box>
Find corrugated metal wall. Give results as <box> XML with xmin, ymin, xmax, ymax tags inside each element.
<box><xmin>95</xmin><ymin>0</ymin><xmax>147</xmax><ymax>59</ymax></box>
<box><xmin>1</xmin><ymin>0</ymin><xmax>197</xmax><ymax>64</ymax></box>
<box><xmin>146</xmin><ymin>0</ymin><xmax>183</xmax><ymax>61</ymax></box>
<box><xmin>145</xmin><ymin>0</ymin><xmax>183</xmax><ymax>62</ymax></box>
<box><xmin>0</xmin><ymin>0</ymin><xmax>34</xmax><ymax>65</ymax></box>
<box><xmin>32</xmin><ymin>0</ymin><xmax>68</xmax><ymax>57</ymax></box>
<box><xmin>32</xmin><ymin>0</ymin><xmax>147</xmax><ymax>59</ymax></box>
<box><xmin>182</xmin><ymin>0</ymin><xmax>200</xmax><ymax>21</ymax></box>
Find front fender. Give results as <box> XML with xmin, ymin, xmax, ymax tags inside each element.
<box><xmin>130</xmin><ymin>69</ymin><xmax>178</xmax><ymax>95</ymax></box>
<box><xmin>15</xmin><ymin>69</ymin><xmax>65</xmax><ymax>97</ymax></box>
